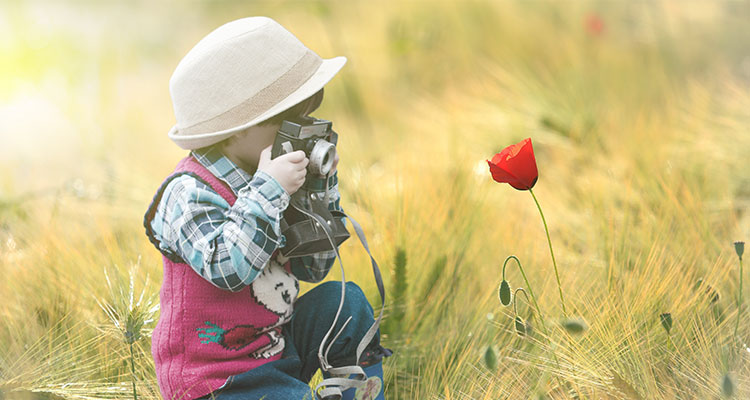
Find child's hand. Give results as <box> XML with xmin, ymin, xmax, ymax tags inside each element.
<box><xmin>257</xmin><ymin>145</ymin><xmax>309</xmax><ymax>195</ymax></box>
<box><xmin>331</xmin><ymin>153</ymin><xmax>339</xmax><ymax>174</ymax></box>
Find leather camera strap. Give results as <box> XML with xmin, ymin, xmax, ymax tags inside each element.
<box><xmin>288</xmin><ymin>199</ymin><xmax>386</xmax><ymax>399</ymax></box>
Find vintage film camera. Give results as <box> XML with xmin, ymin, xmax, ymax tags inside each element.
<box><xmin>271</xmin><ymin>115</ymin><xmax>350</xmax><ymax>257</ymax></box>
<box><xmin>272</xmin><ymin>117</ymin><xmax>387</xmax><ymax>399</ymax></box>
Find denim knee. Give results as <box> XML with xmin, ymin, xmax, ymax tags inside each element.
<box><xmin>313</xmin><ymin>281</ymin><xmax>374</xmax><ymax>322</ymax></box>
<box><xmin>312</xmin><ymin>281</ymin><xmax>391</xmax><ymax>368</ymax></box>
<box><xmin>290</xmin><ymin>280</ymin><xmax>381</xmax><ymax>375</ymax></box>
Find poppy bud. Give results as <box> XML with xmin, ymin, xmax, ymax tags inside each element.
<box><xmin>515</xmin><ymin>316</ymin><xmax>526</xmax><ymax>337</ymax></box>
<box><xmin>487</xmin><ymin>138</ymin><xmax>539</xmax><ymax>190</ymax></box>
<box><xmin>660</xmin><ymin>313</ymin><xmax>672</xmax><ymax>335</ymax></box>
<box><xmin>561</xmin><ymin>317</ymin><xmax>587</xmax><ymax>335</ymax></box>
<box><xmin>498</xmin><ymin>280</ymin><xmax>512</xmax><ymax>306</ymax></box>
<box><xmin>734</xmin><ymin>241</ymin><xmax>744</xmax><ymax>261</ymax></box>
<box><xmin>721</xmin><ymin>373</ymin><xmax>735</xmax><ymax>397</ymax></box>
<box><xmin>483</xmin><ymin>345</ymin><xmax>497</xmax><ymax>371</ymax></box>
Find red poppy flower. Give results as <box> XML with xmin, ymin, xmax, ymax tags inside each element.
<box><xmin>487</xmin><ymin>138</ymin><xmax>538</xmax><ymax>190</ymax></box>
<box><xmin>585</xmin><ymin>13</ymin><xmax>605</xmax><ymax>36</ymax></box>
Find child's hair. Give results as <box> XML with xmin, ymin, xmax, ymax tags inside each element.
<box><xmin>258</xmin><ymin>88</ymin><xmax>324</xmax><ymax>127</ymax></box>
<box><xmin>209</xmin><ymin>88</ymin><xmax>324</xmax><ymax>152</ymax></box>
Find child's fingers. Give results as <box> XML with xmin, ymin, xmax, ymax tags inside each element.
<box><xmin>331</xmin><ymin>153</ymin><xmax>339</xmax><ymax>172</ymax></box>
<box><xmin>287</xmin><ymin>160</ymin><xmax>307</xmax><ymax>175</ymax></box>
<box><xmin>281</xmin><ymin>150</ymin><xmax>306</xmax><ymax>163</ymax></box>
<box><xmin>256</xmin><ymin>146</ymin><xmax>273</xmax><ymax>171</ymax></box>
<box><xmin>259</xmin><ymin>145</ymin><xmax>272</xmax><ymax>162</ymax></box>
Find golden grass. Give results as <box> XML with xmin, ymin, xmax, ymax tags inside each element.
<box><xmin>1</xmin><ymin>0</ymin><xmax>749</xmax><ymax>399</ymax></box>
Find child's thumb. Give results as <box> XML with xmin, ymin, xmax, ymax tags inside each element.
<box><xmin>259</xmin><ymin>145</ymin><xmax>272</xmax><ymax>162</ymax></box>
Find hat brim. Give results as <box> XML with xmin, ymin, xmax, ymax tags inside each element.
<box><xmin>167</xmin><ymin>56</ymin><xmax>347</xmax><ymax>150</ymax></box>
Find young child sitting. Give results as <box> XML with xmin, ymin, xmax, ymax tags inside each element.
<box><xmin>143</xmin><ymin>16</ymin><xmax>389</xmax><ymax>400</ymax></box>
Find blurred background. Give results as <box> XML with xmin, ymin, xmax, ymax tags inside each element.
<box><xmin>1</xmin><ymin>1</ymin><xmax>749</xmax><ymax>399</ymax></box>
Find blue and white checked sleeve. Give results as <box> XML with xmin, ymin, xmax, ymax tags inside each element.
<box><xmin>150</xmin><ymin>170</ymin><xmax>342</xmax><ymax>290</ymax></box>
<box><xmin>288</xmin><ymin>173</ymin><xmax>344</xmax><ymax>283</ymax></box>
<box><xmin>151</xmin><ymin>170</ymin><xmax>290</xmax><ymax>292</ymax></box>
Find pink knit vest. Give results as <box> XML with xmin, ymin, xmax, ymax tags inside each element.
<box><xmin>145</xmin><ymin>156</ymin><xmax>299</xmax><ymax>400</ymax></box>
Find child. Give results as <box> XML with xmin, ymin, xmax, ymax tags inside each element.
<box><xmin>143</xmin><ymin>17</ymin><xmax>389</xmax><ymax>400</ymax></box>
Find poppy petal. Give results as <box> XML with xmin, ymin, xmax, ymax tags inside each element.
<box><xmin>487</xmin><ymin>138</ymin><xmax>539</xmax><ymax>190</ymax></box>
<box><xmin>488</xmin><ymin>161</ymin><xmax>525</xmax><ymax>189</ymax></box>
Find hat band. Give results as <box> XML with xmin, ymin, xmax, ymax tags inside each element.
<box><xmin>179</xmin><ymin>51</ymin><xmax>323</xmax><ymax>135</ymax></box>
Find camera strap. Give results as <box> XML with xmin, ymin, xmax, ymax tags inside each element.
<box><xmin>288</xmin><ymin>200</ymin><xmax>385</xmax><ymax>399</ymax></box>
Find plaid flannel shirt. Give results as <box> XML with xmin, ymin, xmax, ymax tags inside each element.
<box><xmin>148</xmin><ymin>145</ymin><xmax>342</xmax><ymax>291</ymax></box>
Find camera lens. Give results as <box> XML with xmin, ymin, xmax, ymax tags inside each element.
<box><xmin>309</xmin><ymin>139</ymin><xmax>336</xmax><ymax>175</ymax></box>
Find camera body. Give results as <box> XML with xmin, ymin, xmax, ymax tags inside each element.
<box><xmin>271</xmin><ymin>115</ymin><xmax>338</xmax><ymax>193</ymax></box>
<box><xmin>271</xmin><ymin>115</ymin><xmax>349</xmax><ymax>257</ymax></box>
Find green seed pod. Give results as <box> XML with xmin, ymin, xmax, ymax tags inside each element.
<box><xmin>734</xmin><ymin>241</ymin><xmax>744</xmax><ymax>261</ymax></box>
<box><xmin>721</xmin><ymin>373</ymin><xmax>735</xmax><ymax>397</ymax></box>
<box><xmin>660</xmin><ymin>313</ymin><xmax>673</xmax><ymax>335</ymax></box>
<box><xmin>561</xmin><ymin>317</ymin><xmax>587</xmax><ymax>335</ymax></box>
<box><xmin>515</xmin><ymin>316</ymin><xmax>526</xmax><ymax>337</ymax></box>
<box><xmin>498</xmin><ymin>280</ymin><xmax>512</xmax><ymax>306</ymax></box>
<box><xmin>483</xmin><ymin>345</ymin><xmax>497</xmax><ymax>371</ymax></box>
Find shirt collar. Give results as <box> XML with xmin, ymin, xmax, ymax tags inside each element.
<box><xmin>191</xmin><ymin>145</ymin><xmax>253</xmax><ymax>194</ymax></box>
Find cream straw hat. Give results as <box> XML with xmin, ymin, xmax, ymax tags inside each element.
<box><xmin>167</xmin><ymin>17</ymin><xmax>346</xmax><ymax>150</ymax></box>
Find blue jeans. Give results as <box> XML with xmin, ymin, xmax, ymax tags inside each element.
<box><xmin>196</xmin><ymin>281</ymin><xmax>389</xmax><ymax>400</ymax></box>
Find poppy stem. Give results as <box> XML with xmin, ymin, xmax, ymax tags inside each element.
<box><xmin>503</xmin><ymin>256</ymin><xmax>543</xmax><ymax>325</ymax></box>
<box><xmin>735</xmin><ymin>256</ymin><xmax>743</xmax><ymax>340</ymax></box>
<box><xmin>503</xmin><ymin>255</ymin><xmax>565</xmax><ymax>389</ymax></box>
<box><xmin>513</xmin><ymin>287</ymin><xmax>531</xmax><ymax>321</ymax></box>
<box><xmin>528</xmin><ymin>188</ymin><xmax>568</xmax><ymax>317</ymax></box>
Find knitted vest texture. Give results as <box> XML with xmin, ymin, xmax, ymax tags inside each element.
<box><xmin>144</xmin><ymin>156</ymin><xmax>298</xmax><ymax>400</ymax></box>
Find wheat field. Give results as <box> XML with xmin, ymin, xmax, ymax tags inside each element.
<box><xmin>1</xmin><ymin>1</ymin><xmax>749</xmax><ymax>399</ymax></box>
